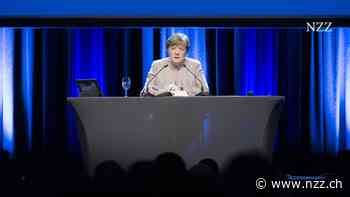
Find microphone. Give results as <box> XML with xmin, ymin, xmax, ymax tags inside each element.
<box><xmin>183</xmin><ymin>64</ymin><xmax>204</xmax><ymax>95</ymax></box>
<box><xmin>143</xmin><ymin>64</ymin><xmax>169</xmax><ymax>96</ymax></box>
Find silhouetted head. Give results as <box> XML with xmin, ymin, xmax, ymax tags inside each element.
<box><xmin>153</xmin><ymin>152</ymin><xmax>188</xmax><ymax>192</ymax></box>
<box><xmin>94</xmin><ymin>160</ymin><xmax>126</xmax><ymax>183</ymax></box>
<box><xmin>189</xmin><ymin>163</ymin><xmax>216</xmax><ymax>178</ymax></box>
<box><xmin>199</xmin><ymin>158</ymin><xmax>219</xmax><ymax>174</ymax></box>
<box><xmin>188</xmin><ymin>163</ymin><xmax>217</xmax><ymax>192</ymax></box>
<box><xmin>222</xmin><ymin>151</ymin><xmax>272</xmax><ymax>195</ymax></box>
<box><xmin>127</xmin><ymin>160</ymin><xmax>156</xmax><ymax>192</ymax></box>
<box><xmin>154</xmin><ymin>152</ymin><xmax>186</xmax><ymax>175</ymax></box>
<box><xmin>0</xmin><ymin>150</ymin><xmax>10</xmax><ymax>161</ymax></box>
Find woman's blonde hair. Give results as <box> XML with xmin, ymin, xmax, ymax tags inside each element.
<box><xmin>166</xmin><ymin>33</ymin><xmax>190</xmax><ymax>51</ymax></box>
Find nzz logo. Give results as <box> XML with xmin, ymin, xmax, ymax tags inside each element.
<box><xmin>306</xmin><ymin>22</ymin><xmax>333</xmax><ymax>32</ymax></box>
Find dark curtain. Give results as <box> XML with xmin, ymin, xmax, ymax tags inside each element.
<box><xmin>1</xmin><ymin>26</ymin><xmax>347</xmax><ymax>160</ymax></box>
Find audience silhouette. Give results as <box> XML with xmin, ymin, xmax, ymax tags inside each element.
<box><xmin>0</xmin><ymin>149</ymin><xmax>347</xmax><ymax>196</ymax></box>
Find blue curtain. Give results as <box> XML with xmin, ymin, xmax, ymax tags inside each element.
<box><xmin>68</xmin><ymin>28</ymin><xmax>106</xmax><ymax>96</ymax></box>
<box><xmin>1</xmin><ymin>26</ymin><xmax>350</xmax><ymax>158</ymax></box>
<box><xmin>0</xmin><ymin>28</ymin><xmax>15</xmax><ymax>156</ymax></box>
<box><xmin>233</xmin><ymin>28</ymin><xmax>279</xmax><ymax>96</ymax></box>
<box><xmin>142</xmin><ymin>28</ymin><xmax>154</xmax><ymax>84</ymax></box>
<box><xmin>21</xmin><ymin>28</ymin><xmax>34</xmax><ymax>152</ymax></box>
<box><xmin>310</xmin><ymin>28</ymin><xmax>350</xmax><ymax>154</ymax></box>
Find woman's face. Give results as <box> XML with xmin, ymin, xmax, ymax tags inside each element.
<box><xmin>168</xmin><ymin>43</ymin><xmax>187</xmax><ymax>64</ymax></box>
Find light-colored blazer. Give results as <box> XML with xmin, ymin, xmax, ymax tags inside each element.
<box><xmin>141</xmin><ymin>57</ymin><xmax>209</xmax><ymax>96</ymax></box>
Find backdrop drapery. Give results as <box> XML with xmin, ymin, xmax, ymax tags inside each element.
<box><xmin>0</xmin><ymin>26</ymin><xmax>349</xmax><ymax>159</ymax></box>
<box><xmin>310</xmin><ymin>29</ymin><xmax>350</xmax><ymax>155</ymax></box>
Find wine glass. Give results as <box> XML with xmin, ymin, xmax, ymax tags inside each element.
<box><xmin>122</xmin><ymin>76</ymin><xmax>131</xmax><ymax>97</ymax></box>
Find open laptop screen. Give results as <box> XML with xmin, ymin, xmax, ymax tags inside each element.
<box><xmin>76</xmin><ymin>79</ymin><xmax>103</xmax><ymax>97</ymax></box>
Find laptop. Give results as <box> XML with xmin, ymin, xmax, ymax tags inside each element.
<box><xmin>76</xmin><ymin>79</ymin><xmax>103</xmax><ymax>97</ymax></box>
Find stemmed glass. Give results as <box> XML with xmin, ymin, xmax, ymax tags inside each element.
<box><xmin>122</xmin><ymin>76</ymin><xmax>131</xmax><ymax>97</ymax></box>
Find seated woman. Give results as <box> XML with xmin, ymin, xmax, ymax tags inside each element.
<box><xmin>140</xmin><ymin>33</ymin><xmax>209</xmax><ymax>96</ymax></box>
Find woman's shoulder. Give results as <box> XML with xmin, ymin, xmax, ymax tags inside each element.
<box><xmin>184</xmin><ymin>57</ymin><xmax>201</xmax><ymax>66</ymax></box>
<box><xmin>152</xmin><ymin>57</ymin><xmax>171</xmax><ymax>67</ymax></box>
<box><xmin>184</xmin><ymin>57</ymin><xmax>202</xmax><ymax>71</ymax></box>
